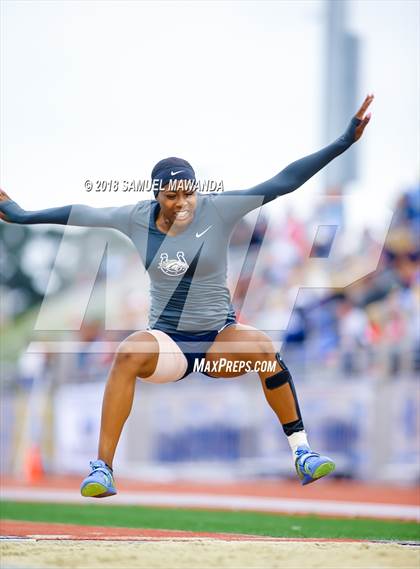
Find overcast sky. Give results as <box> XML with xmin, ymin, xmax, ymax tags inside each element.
<box><xmin>1</xmin><ymin>0</ymin><xmax>419</xmax><ymax>229</ymax></box>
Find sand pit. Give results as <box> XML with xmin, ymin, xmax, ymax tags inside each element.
<box><xmin>1</xmin><ymin>540</ymin><xmax>419</xmax><ymax>569</ymax></box>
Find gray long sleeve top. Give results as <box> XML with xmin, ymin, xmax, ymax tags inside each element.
<box><xmin>0</xmin><ymin>117</ymin><xmax>361</xmax><ymax>333</ymax></box>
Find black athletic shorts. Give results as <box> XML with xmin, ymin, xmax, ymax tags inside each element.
<box><xmin>154</xmin><ymin>316</ymin><xmax>237</xmax><ymax>379</ymax></box>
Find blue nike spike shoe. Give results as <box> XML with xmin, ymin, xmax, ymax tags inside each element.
<box><xmin>80</xmin><ymin>459</ymin><xmax>117</xmax><ymax>498</ymax></box>
<box><xmin>295</xmin><ymin>445</ymin><xmax>335</xmax><ymax>486</ymax></box>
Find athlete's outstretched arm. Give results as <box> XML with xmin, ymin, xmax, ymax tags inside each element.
<box><xmin>214</xmin><ymin>94</ymin><xmax>374</xmax><ymax>222</ymax></box>
<box><xmin>0</xmin><ymin>190</ymin><xmax>136</xmax><ymax>235</ymax></box>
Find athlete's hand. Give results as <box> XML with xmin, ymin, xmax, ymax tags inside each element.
<box><xmin>0</xmin><ymin>189</ymin><xmax>25</xmax><ymax>223</ymax></box>
<box><xmin>353</xmin><ymin>93</ymin><xmax>374</xmax><ymax>142</ymax></box>
<box><xmin>0</xmin><ymin>189</ymin><xmax>11</xmax><ymax>221</ymax></box>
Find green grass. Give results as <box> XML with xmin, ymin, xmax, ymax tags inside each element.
<box><xmin>1</xmin><ymin>501</ymin><xmax>419</xmax><ymax>542</ymax></box>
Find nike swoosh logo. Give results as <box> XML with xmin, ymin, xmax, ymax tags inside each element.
<box><xmin>196</xmin><ymin>225</ymin><xmax>213</xmax><ymax>238</ymax></box>
<box><xmin>171</xmin><ymin>170</ymin><xmax>184</xmax><ymax>176</ymax></box>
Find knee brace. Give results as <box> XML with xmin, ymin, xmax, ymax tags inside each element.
<box><xmin>265</xmin><ymin>352</ymin><xmax>293</xmax><ymax>390</ymax></box>
<box><xmin>265</xmin><ymin>353</ymin><xmax>304</xmax><ymax>435</ymax></box>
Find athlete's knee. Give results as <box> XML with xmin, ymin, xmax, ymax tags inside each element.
<box><xmin>264</xmin><ymin>353</ymin><xmax>293</xmax><ymax>390</ymax></box>
<box><xmin>114</xmin><ymin>331</ymin><xmax>158</xmax><ymax>375</ymax></box>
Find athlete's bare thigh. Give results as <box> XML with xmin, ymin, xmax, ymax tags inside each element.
<box><xmin>204</xmin><ymin>323</ymin><xmax>279</xmax><ymax>379</ymax></box>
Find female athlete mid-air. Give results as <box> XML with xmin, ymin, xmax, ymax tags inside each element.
<box><xmin>0</xmin><ymin>94</ymin><xmax>374</xmax><ymax>496</ymax></box>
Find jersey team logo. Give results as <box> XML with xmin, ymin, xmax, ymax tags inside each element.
<box><xmin>158</xmin><ymin>251</ymin><xmax>189</xmax><ymax>276</ymax></box>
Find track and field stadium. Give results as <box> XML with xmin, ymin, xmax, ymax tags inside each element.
<box><xmin>1</xmin><ymin>1</ymin><xmax>419</xmax><ymax>569</ymax></box>
<box><xmin>1</xmin><ymin>476</ymin><xmax>419</xmax><ymax>568</ymax></box>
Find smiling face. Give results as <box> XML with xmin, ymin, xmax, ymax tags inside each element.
<box><xmin>156</xmin><ymin>180</ymin><xmax>198</xmax><ymax>232</ymax></box>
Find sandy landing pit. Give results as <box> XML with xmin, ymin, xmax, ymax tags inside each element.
<box><xmin>1</xmin><ymin>540</ymin><xmax>419</xmax><ymax>569</ymax></box>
